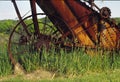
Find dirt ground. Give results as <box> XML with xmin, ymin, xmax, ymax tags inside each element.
<box><xmin>0</xmin><ymin>69</ymin><xmax>55</xmax><ymax>81</ymax></box>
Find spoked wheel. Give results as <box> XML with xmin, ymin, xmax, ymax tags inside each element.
<box><xmin>8</xmin><ymin>13</ymin><xmax>63</xmax><ymax>72</ymax></box>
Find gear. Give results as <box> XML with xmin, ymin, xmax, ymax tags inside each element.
<box><xmin>100</xmin><ymin>7</ymin><xmax>111</xmax><ymax>19</ymax></box>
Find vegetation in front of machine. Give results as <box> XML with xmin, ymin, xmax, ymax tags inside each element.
<box><xmin>0</xmin><ymin>19</ymin><xmax>120</xmax><ymax>78</ymax></box>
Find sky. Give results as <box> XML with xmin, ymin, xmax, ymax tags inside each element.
<box><xmin>0</xmin><ymin>1</ymin><xmax>120</xmax><ymax>20</ymax></box>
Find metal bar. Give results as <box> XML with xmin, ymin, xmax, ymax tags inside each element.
<box><xmin>30</xmin><ymin>0</ymin><xmax>40</xmax><ymax>36</ymax></box>
<box><xmin>11</xmin><ymin>0</ymin><xmax>31</xmax><ymax>36</ymax></box>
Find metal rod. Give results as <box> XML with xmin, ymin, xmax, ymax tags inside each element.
<box><xmin>30</xmin><ymin>0</ymin><xmax>40</xmax><ymax>36</ymax></box>
<box><xmin>11</xmin><ymin>0</ymin><xmax>31</xmax><ymax>36</ymax></box>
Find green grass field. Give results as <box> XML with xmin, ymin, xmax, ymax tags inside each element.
<box><xmin>0</xmin><ymin>19</ymin><xmax>120</xmax><ymax>81</ymax></box>
<box><xmin>0</xmin><ymin>69</ymin><xmax>120</xmax><ymax>82</ymax></box>
<box><xmin>0</xmin><ymin>41</ymin><xmax>120</xmax><ymax>81</ymax></box>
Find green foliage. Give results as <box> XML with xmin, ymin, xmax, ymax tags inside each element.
<box><xmin>0</xmin><ymin>18</ymin><xmax>120</xmax><ymax>78</ymax></box>
<box><xmin>1</xmin><ymin>46</ymin><xmax>120</xmax><ymax>81</ymax></box>
<box><xmin>9</xmin><ymin>45</ymin><xmax>120</xmax><ymax>77</ymax></box>
<box><xmin>39</xmin><ymin>48</ymin><xmax>120</xmax><ymax>76</ymax></box>
<box><xmin>114</xmin><ymin>18</ymin><xmax>120</xmax><ymax>24</ymax></box>
<box><xmin>0</xmin><ymin>20</ymin><xmax>16</xmax><ymax>34</ymax></box>
<box><xmin>19</xmin><ymin>52</ymin><xmax>41</xmax><ymax>72</ymax></box>
<box><xmin>0</xmin><ymin>44</ymin><xmax>12</xmax><ymax>76</ymax></box>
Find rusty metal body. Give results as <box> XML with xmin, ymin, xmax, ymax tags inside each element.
<box><xmin>36</xmin><ymin>0</ymin><xmax>120</xmax><ymax>49</ymax></box>
<box><xmin>8</xmin><ymin>0</ymin><xmax>120</xmax><ymax>66</ymax></box>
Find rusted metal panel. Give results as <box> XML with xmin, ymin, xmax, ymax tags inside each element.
<box><xmin>65</xmin><ymin>0</ymin><xmax>98</xmax><ymax>42</ymax></box>
<box><xmin>37</xmin><ymin>0</ymin><xmax>95</xmax><ymax>46</ymax></box>
<box><xmin>36</xmin><ymin>0</ymin><xmax>72</xmax><ymax>38</ymax></box>
<box><xmin>36</xmin><ymin>0</ymin><xmax>120</xmax><ymax>49</ymax></box>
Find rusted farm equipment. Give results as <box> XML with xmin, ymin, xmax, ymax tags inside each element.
<box><xmin>8</xmin><ymin>0</ymin><xmax>120</xmax><ymax>69</ymax></box>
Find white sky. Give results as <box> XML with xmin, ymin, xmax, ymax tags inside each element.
<box><xmin>0</xmin><ymin>1</ymin><xmax>120</xmax><ymax>20</ymax></box>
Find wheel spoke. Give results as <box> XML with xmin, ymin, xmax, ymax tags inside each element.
<box><xmin>8</xmin><ymin>14</ymin><xmax>62</xmax><ymax>66</ymax></box>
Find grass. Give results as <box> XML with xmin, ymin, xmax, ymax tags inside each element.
<box><xmin>41</xmin><ymin>48</ymin><xmax>120</xmax><ymax>76</ymax></box>
<box><xmin>9</xmin><ymin>45</ymin><xmax>120</xmax><ymax>76</ymax></box>
<box><xmin>0</xmin><ymin>39</ymin><xmax>120</xmax><ymax>81</ymax></box>
<box><xmin>0</xmin><ymin>18</ymin><xmax>120</xmax><ymax>80</ymax></box>
<box><xmin>0</xmin><ymin>33</ymin><xmax>120</xmax><ymax>81</ymax></box>
<box><xmin>0</xmin><ymin>42</ymin><xmax>120</xmax><ymax>77</ymax></box>
<box><xmin>1</xmin><ymin>69</ymin><xmax>120</xmax><ymax>82</ymax></box>
<box><xmin>0</xmin><ymin>43</ymin><xmax>12</xmax><ymax>77</ymax></box>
